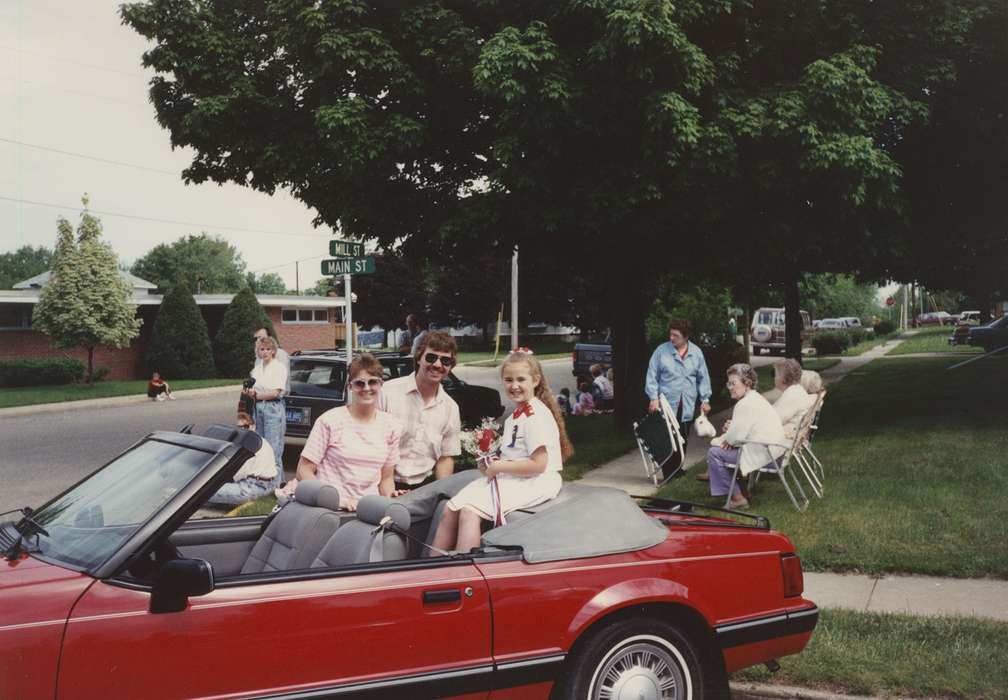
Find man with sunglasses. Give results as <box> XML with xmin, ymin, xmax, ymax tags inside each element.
<box><xmin>380</xmin><ymin>331</ymin><xmax>462</xmax><ymax>491</ymax></box>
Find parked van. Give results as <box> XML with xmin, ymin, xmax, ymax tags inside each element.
<box><xmin>750</xmin><ymin>307</ymin><xmax>813</xmax><ymax>355</ymax></box>
<box><xmin>837</xmin><ymin>317</ymin><xmax>862</xmax><ymax>329</ymax></box>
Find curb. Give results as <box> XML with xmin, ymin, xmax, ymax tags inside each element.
<box><xmin>0</xmin><ymin>384</ymin><xmax>238</xmax><ymax>418</ymax></box>
<box><xmin>730</xmin><ymin>681</ymin><xmax>881</xmax><ymax>699</ymax></box>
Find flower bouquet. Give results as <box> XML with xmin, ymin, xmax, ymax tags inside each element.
<box><xmin>459</xmin><ymin>418</ymin><xmax>507</xmax><ymax>526</ymax></box>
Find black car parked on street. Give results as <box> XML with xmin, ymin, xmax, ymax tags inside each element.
<box><xmin>283</xmin><ymin>350</ymin><xmax>505</xmax><ymax>445</ymax></box>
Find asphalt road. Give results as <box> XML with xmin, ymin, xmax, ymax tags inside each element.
<box><xmin>0</xmin><ymin>359</ymin><xmax>579</xmax><ymax>514</ymax></box>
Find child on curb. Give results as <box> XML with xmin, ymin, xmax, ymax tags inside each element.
<box><xmin>573</xmin><ymin>381</ymin><xmax>596</xmax><ymax>415</ymax></box>
<box><xmin>147</xmin><ymin>371</ymin><xmax>175</xmax><ymax>401</ymax></box>
<box><xmin>431</xmin><ymin>350</ymin><xmax>573</xmax><ymax>552</ymax></box>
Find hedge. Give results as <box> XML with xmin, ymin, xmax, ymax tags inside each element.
<box><xmin>0</xmin><ymin>357</ymin><xmax>86</xmax><ymax>387</ymax></box>
<box><xmin>812</xmin><ymin>331</ymin><xmax>852</xmax><ymax>356</ymax></box>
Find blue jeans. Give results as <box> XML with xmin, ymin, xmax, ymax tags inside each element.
<box><xmin>207</xmin><ymin>477</ymin><xmax>273</xmax><ymax>506</ymax></box>
<box><xmin>255</xmin><ymin>399</ymin><xmax>285</xmax><ymax>488</ymax></box>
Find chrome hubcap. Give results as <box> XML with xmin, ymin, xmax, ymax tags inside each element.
<box><xmin>591</xmin><ymin>639</ymin><xmax>687</xmax><ymax>700</ymax></box>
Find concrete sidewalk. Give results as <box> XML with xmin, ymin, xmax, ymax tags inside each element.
<box><xmin>582</xmin><ymin>338</ymin><xmax>1008</xmax><ymax>623</ymax></box>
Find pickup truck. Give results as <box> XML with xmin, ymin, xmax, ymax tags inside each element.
<box><xmin>572</xmin><ymin>342</ymin><xmax>612</xmax><ymax>376</ymax></box>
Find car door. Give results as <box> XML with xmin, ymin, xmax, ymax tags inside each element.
<box><xmin>57</xmin><ymin>559</ymin><xmax>493</xmax><ymax>699</ymax></box>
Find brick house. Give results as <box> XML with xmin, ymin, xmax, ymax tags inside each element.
<box><xmin>0</xmin><ymin>272</ymin><xmax>346</xmax><ymax>379</ymax></box>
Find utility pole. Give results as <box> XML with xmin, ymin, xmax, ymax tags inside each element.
<box><xmin>295</xmin><ymin>260</ymin><xmax>300</xmax><ymax>295</ymax></box>
<box><xmin>510</xmin><ymin>246</ymin><xmax>518</xmax><ymax>351</ymax></box>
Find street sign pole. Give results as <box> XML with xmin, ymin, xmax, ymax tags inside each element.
<box><xmin>344</xmin><ymin>273</ymin><xmax>353</xmax><ymax>371</ymax></box>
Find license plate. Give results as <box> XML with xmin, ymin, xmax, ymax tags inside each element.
<box><xmin>285</xmin><ymin>406</ymin><xmax>309</xmax><ymax>426</ymax></box>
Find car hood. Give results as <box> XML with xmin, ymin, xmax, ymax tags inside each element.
<box><xmin>0</xmin><ymin>554</ymin><xmax>93</xmax><ymax>626</ymax></box>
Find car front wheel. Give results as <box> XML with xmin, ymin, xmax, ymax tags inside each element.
<box><xmin>560</xmin><ymin>618</ymin><xmax>710</xmax><ymax>700</ymax></box>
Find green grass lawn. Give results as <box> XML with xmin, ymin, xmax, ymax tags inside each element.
<box><xmin>840</xmin><ymin>331</ymin><xmax>896</xmax><ymax>356</ymax></box>
<box><xmin>888</xmin><ymin>325</ymin><xmax>981</xmax><ymax>355</ymax></box>
<box><xmin>0</xmin><ymin>378</ymin><xmax>241</xmax><ymax>409</ymax></box>
<box><xmin>735</xmin><ymin>608</ymin><xmax>1008</xmax><ymax>699</ymax></box>
<box><xmin>659</xmin><ymin>355</ymin><xmax>1008</xmax><ymax>578</ymax></box>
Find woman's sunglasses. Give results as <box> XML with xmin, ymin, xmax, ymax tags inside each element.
<box><xmin>423</xmin><ymin>352</ymin><xmax>455</xmax><ymax>368</ymax></box>
<box><xmin>349</xmin><ymin>377</ymin><xmax>383</xmax><ymax>391</ymax></box>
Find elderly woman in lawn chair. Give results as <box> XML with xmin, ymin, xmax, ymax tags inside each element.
<box><xmin>707</xmin><ymin>363</ymin><xmax>786</xmax><ymax>509</ymax></box>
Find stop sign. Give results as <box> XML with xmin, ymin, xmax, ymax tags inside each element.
<box><xmin>886</xmin><ymin>297</ymin><xmax>895</xmax><ymax>307</ymax></box>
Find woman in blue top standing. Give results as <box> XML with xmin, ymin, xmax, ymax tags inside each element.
<box><xmin>645</xmin><ymin>319</ymin><xmax>712</xmax><ymax>472</ymax></box>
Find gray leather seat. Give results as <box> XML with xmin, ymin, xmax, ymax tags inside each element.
<box><xmin>240</xmin><ymin>481</ymin><xmax>344</xmax><ymax>574</ymax></box>
<box><xmin>312</xmin><ymin>496</ymin><xmax>411</xmax><ymax>567</ymax></box>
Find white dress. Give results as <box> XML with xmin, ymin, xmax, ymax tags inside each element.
<box><xmin>448</xmin><ymin>397</ymin><xmax>563</xmax><ymax>520</ymax></box>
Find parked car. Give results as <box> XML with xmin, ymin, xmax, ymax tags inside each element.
<box><xmin>967</xmin><ymin>315</ymin><xmax>1008</xmax><ymax>352</ymax></box>
<box><xmin>817</xmin><ymin>318</ymin><xmax>846</xmax><ymax>331</ymax></box>
<box><xmin>750</xmin><ymin>307</ymin><xmax>813</xmax><ymax>355</ymax></box>
<box><xmin>957</xmin><ymin>310</ymin><xmax>981</xmax><ymax>325</ymax></box>
<box><xmin>914</xmin><ymin>311</ymin><xmax>955</xmax><ymax>327</ymax></box>
<box><xmin>284</xmin><ymin>350</ymin><xmax>504</xmax><ymax>444</ymax></box>
<box><xmin>0</xmin><ymin>427</ymin><xmax>818</xmax><ymax>699</ymax></box>
<box><xmin>572</xmin><ymin>342</ymin><xmax>612</xmax><ymax>376</ymax></box>
<box><xmin>837</xmin><ymin>317</ymin><xmax>863</xmax><ymax>329</ymax></box>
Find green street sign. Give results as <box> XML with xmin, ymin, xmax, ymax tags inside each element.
<box><xmin>329</xmin><ymin>239</ymin><xmax>365</xmax><ymax>258</ymax></box>
<box><xmin>321</xmin><ymin>256</ymin><xmax>375</xmax><ymax>276</ymax></box>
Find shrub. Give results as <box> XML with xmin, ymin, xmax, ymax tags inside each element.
<box><xmin>847</xmin><ymin>327</ymin><xmax>868</xmax><ymax>345</ymax></box>
<box><xmin>813</xmin><ymin>331</ymin><xmax>851</xmax><ymax>356</ymax></box>
<box><xmin>0</xmin><ymin>357</ymin><xmax>86</xmax><ymax>387</ymax></box>
<box><xmin>147</xmin><ymin>286</ymin><xmax>216</xmax><ymax>379</ymax></box>
<box><xmin>875</xmin><ymin>319</ymin><xmax>896</xmax><ymax>335</ymax></box>
<box><xmin>92</xmin><ymin>366</ymin><xmax>110</xmax><ymax>383</ymax></box>
<box><xmin>213</xmin><ymin>287</ymin><xmax>275</xmax><ymax>378</ymax></box>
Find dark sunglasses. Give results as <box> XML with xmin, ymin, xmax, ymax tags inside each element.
<box><xmin>349</xmin><ymin>377</ymin><xmax>383</xmax><ymax>391</ymax></box>
<box><xmin>423</xmin><ymin>352</ymin><xmax>455</xmax><ymax>368</ymax></box>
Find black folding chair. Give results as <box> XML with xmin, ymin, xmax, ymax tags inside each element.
<box><xmin>634</xmin><ymin>395</ymin><xmax>686</xmax><ymax>486</ymax></box>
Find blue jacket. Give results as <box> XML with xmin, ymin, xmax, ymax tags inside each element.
<box><xmin>645</xmin><ymin>341</ymin><xmax>712</xmax><ymax>422</ymax></box>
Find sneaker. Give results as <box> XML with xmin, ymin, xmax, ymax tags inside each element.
<box><xmin>729</xmin><ymin>496</ymin><xmax>750</xmax><ymax>510</ymax></box>
<box><xmin>156</xmin><ymin>395</ymin><xmax>166</xmax><ymax>402</ymax></box>
<box><xmin>167</xmin><ymin>395</ymin><xmax>176</xmax><ymax>400</ymax></box>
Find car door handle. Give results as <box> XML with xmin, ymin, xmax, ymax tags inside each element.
<box><xmin>422</xmin><ymin>589</ymin><xmax>461</xmax><ymax>605</ymax></box>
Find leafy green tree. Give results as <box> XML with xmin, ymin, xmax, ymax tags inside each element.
<box><xmin>213</xmin><ymin>287</ymin><xmax>274</xmax><ymax>378</ymax></box>
<box><xmin>245</xmin><ymin>271</ymin><xmax>287</xmax><ymax>295</ymax></box>
<box><xmin>120</xmin><ymin>1</ymin><xmax>990</xmax><ymax>426</ymax></box>
<box><xmin>131</xmin><ymin>233</ymin><xmax>246</xmax><ymax>294</ymax></box>
<box><xmin>32</xmin><ymin>198</ymin><xmax>142</xmax><ymax>383</ymax></box>
<box><xmin>349</xmin><ymin>249</ymin><xmax>430</xmax><ymax>332</ymax></box>
<box><xmin>146</xmin><ymin>285</ymin><xmax>216</xmax><ymax>379</ymax></box>
<box><xmin>0</xmin><ymin>245</ymin><xmax>53</xmax><ymax>289</ymax></box>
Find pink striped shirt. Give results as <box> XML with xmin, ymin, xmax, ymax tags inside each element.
<box><xmin>301</xmin><ymin>407</ymin><xmax>401</xmax><ymax>503</ymax></box>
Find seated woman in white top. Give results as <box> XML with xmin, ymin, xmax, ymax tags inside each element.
<box><xmin>707</xmin><ymin>363</ymin><xmax>786</xmax><ymax>509</ymax></box>
<box><xmin>772</xmin><ymin>359</ymin><xmax>814</xmax><ymax>440</ymax></box>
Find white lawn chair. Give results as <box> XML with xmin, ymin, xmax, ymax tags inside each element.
<box><xmin>799</xmin><ymin>391</ymin><xmax>827</xmax><ymax>487</ymax></box>
<box><xmin>729</xmin><ymin>431</ymin><xmax>810</xmax><ymax>512</ymax></box>
<box><xmin>634</xmin><ymin>394</ymin><xmax>686</xmax><ymax>486</ymax></box>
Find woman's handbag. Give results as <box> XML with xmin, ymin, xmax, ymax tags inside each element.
<box><xmin>693</xmin><ymin>413</ymin><xmax>716</xmax><ymax>438</ymax></box>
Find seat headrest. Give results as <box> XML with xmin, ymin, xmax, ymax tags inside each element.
<box><xmin>356</xmin><ymin>496</ymin><xmax>410</xmax><ymax>529</ymax></box>
<box><xmin>295</xmin><ymin>480</ymin><xmax>341</xmax><ymax>511</ymax></box>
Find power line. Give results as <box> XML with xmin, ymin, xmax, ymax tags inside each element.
<box><xmin>250</xmin><ymin>254</ymin><xmax>327</xmax><ymax>274</ymax></box>
<box><xmin>0</xmin><ymin>137</ymin><xmax>183</xmax><ymax>176</ymax></box>
<box><xmin>0</xmin><ymin>43</ymin><xmax>150</xmax><ymax>80</ymax></box>
<box><xmin>0</xmin><ymin>195</ymin><xmax>326</xmax><ymax>240</ymax></box>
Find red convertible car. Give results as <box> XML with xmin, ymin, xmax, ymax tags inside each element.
<box><xmin>1</xmin><ymin>425</ymin><xmax>817</xmax><ymax>699</ymax></box>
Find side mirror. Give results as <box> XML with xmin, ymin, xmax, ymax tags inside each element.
<box><xmin>150</xmin><ymin>558</ymin><xmax>214</xmax><ymax>614</ymax></box>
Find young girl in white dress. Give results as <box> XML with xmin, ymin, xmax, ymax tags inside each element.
<box><xmin>432</xmin><ymin>350</ymin><xmax>574</xmax><ymax>552</ymax></box>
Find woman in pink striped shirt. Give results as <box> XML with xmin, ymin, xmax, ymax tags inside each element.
<box><xmin>289</xmin><ymin>353</ymin><xmax>401</xmax><ymax>510</ymax></box>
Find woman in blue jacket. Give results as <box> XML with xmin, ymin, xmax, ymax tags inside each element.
<box><xmin>645</xmin><ymin>318</ymin><xmax>712</xmax><ymax>475</ymax></box>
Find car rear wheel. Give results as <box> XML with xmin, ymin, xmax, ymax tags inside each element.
<box><xmin>560</xmin><ymin>618</ymin><xmax>708</xmax><ymax>700</ymax></box>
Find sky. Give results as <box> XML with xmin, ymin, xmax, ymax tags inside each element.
<box><xmin>0</xmin><ymin>0</ymin><xmax>333</xmax><ymax>291</ymax></box>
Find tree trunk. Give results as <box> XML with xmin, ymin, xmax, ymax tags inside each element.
<box><xmin>86</xmin><ymin>345</ymin><xmax>95</xmax><ymax>384</ymax></box>
<box><xmin>784</xmin><ymin>273</ymin><xmax>803</xmax><ymax>363</ymax></box>
<box><xmin>611</xmin><ymin>264</ymin><xmax>649</xmax><ymax>433</ymax></box>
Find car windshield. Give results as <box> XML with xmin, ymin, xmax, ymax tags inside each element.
<box><xmin>290</xmin><ymin>359</ymin><xmax>348</xmax><ymax>399</ymax></box>
<box><xmin>24</xmin><ymin>439</ymin><xmax>214</xmax><ymax>571</ymax></box>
